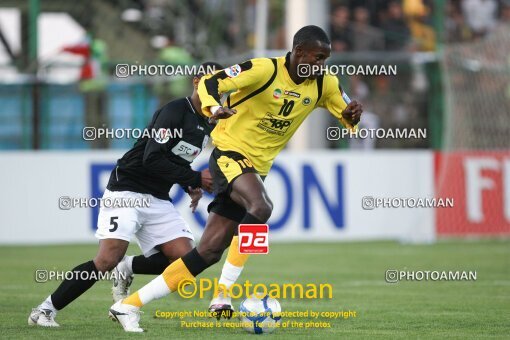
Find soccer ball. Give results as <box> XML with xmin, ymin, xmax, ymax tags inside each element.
<box><xmin>239</xmin><ymin>295</ymin><xmax>282</xmax><ymax>334</ymax></box>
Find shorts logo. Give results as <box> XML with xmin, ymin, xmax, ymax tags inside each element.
<box><xmin>273</xmin><ymin>88</ymin><xmax>282</xmax><ymax>99</ymax></box>
<box><xmin>302</xmin><ymin>97</ymin><xmax>312</xmax><ymax>106</ymax></box>
<box><xmin>257</xmin><ymin>113</ymin><xmax>293</xmax><ymax>136</ymax></box>
<box><xmin>239</xmin><ymin>224</ymin><xmax>269</xmax><ymax>254</ymax></box>
<box><xmin>225</xmin><ymin>64</ymin><xmax>242</xmax><ymax>78</ymax></box>
<box><xmin>284</xmin><ymin>90</ymin><xmax>300</xmax><ymax>98</ymax></box>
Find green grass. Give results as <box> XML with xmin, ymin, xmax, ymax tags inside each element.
<box><xmin>1</xmin><ymin>240</ymin><xmax>509</xmax><ymax>339</ymax></box>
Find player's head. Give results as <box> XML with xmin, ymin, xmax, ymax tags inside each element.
<box><xmin>291</xmin><ymin>25</ymin><xmax>331</xmax><ymax>80</ymax></box>
<box><xmin>193</xmin><ymin>61</ymin><xmax>223</xmax><ymax>89</ymax></box>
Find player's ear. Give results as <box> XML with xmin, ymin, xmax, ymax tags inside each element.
<box><xmin>294</xmin><ymin>44</ymin><xmax>305</xmax><ymax>57</ymax></box>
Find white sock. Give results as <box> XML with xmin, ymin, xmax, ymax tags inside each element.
<box><xmin>129</xmin><ymin>275</ymin><xmax>170</xmax><ymax>306</ymax></box>
<box><xmin>119</xmin><ymin>255</ymin><xmax>134</xmax><ymax>276</ymax></box>
<box><xmin>218</xmin><ymin>261</ymin><xmax>244</xmax><ymax>290</ymax></box>
<box><xmin>40</xmin><ymin>295</ymin><xmax>57</xmax><ymax>313</ymax></box>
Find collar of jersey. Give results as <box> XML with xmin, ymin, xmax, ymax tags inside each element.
<box><xmin>283</xmin><ymin>52</ymin><xmax>309</xmax><ymax>88</ymax></box>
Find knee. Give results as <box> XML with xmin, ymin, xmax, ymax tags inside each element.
<box><xmin>197</xmin><ymin>244</ymin><xmax>226</xmax><ymax>266</ymax></box>
<box><xmin>93</xmin><ymin>255</ymin><xmax>121</xmax><ymax>273</ymax></box>
<box><xmin>247</xmin><ymin>197</ymin><xmax>273</xmax><ymax>222</ymax></box>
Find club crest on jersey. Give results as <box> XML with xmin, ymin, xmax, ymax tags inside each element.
<box><xmin>225</xmin><ymin>64</ymin><xmax>242</xmax><ymax>78</ymax></box>
<box><xmin>302</xmin><ymin>97</ymin><xmax>312</xmax><ymax>106</ymax></box>
<box><xmin>273</xmin><ymin>88</ymin><xmax>282</xmax><ymax>99</ymax></box>
<box><xmin>154</xmin><ymin>128</ymin><xmax>172</xmax><ymax>144</ymax></box>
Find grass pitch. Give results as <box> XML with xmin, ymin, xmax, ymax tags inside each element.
<box><xmin>1</xmin><ymin>240</ymin><xmax>509</xmax><ymax>339</ymax></box>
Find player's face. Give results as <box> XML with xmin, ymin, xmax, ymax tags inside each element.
<box><xmin>296</xmin><ymin>41</ymin><xmax>331</xmax><ymax>80</ymax></box>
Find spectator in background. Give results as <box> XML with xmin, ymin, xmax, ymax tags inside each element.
<box><xmin>446</xmin><ymin>1</ymin><xmax>473</xmax><ymax>42</ymax></box>
<box><xmin>330</xmin><ymin>5</ymin><xmax>352</xmax><ymax>52</ymax></box>
<box><xmin>382</xmin><ymin>0</ymin><xmax>411</xmax><ymax>50</ymax></box>
<box><xmin>350</xmin><ymin>6</ymin><xmax>385</xmax><ymax>50</ymax></box>
<box><xmin>461</xmin><ymin>0</ymin><xmax>498</xmax><ymax>38</ymax></box>
<box><xmin>403</xmin><ymin>0</ymin><xmax>436</xmax><ymax>51</ymax></box>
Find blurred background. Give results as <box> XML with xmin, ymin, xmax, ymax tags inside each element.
<box><xmin>0</xmin><ymin>0</ymin><xmax>509</xmax><ymax>243</ymax></box>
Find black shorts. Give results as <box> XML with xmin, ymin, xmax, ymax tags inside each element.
<box><xmin>207</xmin><ymin>148</ymin><xmax>260</xmax><ymax>222</ymax></box>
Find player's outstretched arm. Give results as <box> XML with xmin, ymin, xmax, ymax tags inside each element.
<box><xmin>197</xmin><ymin>59</ymin><xmax>275</xmax><ymax>117</ymax></box>
<box><xmin>319</xmin><ymin>75</ymin><xmax>363</xmax><ymax>130</ymax></box>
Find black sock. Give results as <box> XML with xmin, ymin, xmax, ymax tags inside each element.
<box><xmin>240</xmin><ymin>212</ymin><xmax>265</xmax><ymax>224</ymax></box>
<box><xmin>132</xmin><ymin>252</ymin><xmax>169</xmax><ymax>275</ymax></box>
<box><xmin>50</xmin><ymin>260</ymin><xmax>99</xmax><ymax>310</ymax></box>
<box><xmin>181</xmin><ymin>248</ymin><xmax>209</xmax><ymax>276</ymax></box>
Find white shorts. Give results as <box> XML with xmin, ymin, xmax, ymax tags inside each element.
<box><xmin>95</xmin><ymin>189</ymin><xmax>194</xmax><ymax>257</ymax></box>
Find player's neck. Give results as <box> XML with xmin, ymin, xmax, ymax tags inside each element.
<box><xmin>189</xmin><ymin>93</ymin><xmax>207</xmax><ymax>118</ymax></box>
<box><xmin>286</xmin><ymin>56</ymin><xmax>306</xmax><ymax>85</ymax></box>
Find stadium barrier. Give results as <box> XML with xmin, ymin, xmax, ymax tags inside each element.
<box><xmin>1</xmin><ymin>150</ymin><xmax>508</xmax><ymax>245</ymax></box>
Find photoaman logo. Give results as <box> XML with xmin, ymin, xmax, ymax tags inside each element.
<box><xmin>239</xmin><ymin>224</ymin><xmax>269</xmax><ymax>254</ymax></box>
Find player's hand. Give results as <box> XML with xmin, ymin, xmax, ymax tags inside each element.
<box><xmin>209</xmin><ymin>107</ymin><xmax>236</xmax><ymax>123</ymax></box>
<box><xmin>341</xmin><ymin>100</ymin><xmax>363</xmax><ymax>126</ymax></box>
<box><xmin>187</xmin><ymin>186</ymin><xmax>202</xmax><ymax>213</ymax></box>
<box><xmin>201</xmin><ymin>168</ymin><xmax>213</xmax><ymax>193</ymax></box>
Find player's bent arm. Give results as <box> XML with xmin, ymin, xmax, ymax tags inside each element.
<box><xmin>143</xmin><ymin>152</ymin><xmax>202</xmax><ymax>189</ymax></box>
<box><xmin>197</xmin><ymin>58</ymin><xmax>275</xmax><ymax>117</ymax></box>
<box><xmin>319</xmin><ymin>75</ymin><xmax>359</xmax><ymax>131</ymax></box>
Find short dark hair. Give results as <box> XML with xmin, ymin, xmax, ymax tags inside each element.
<box><xmin>196</xmin><ymin>61</ymin><xmax>223</xmax><ymax>77</ymax></box>
<box><xmin>292</xmin><ymin>25</ymin><xmax>330</xmax><ymax>48</ymax></box>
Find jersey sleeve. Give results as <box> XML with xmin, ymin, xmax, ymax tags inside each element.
<box><xmin>318</xmin><ymin>75</ymin><xmax>357</xmax><ymax>131</ymax></box>
<box><xmin>142</xmin><ymin>106</ymin><xmax>202</xmax><ymax>189</ymax></box>
<box><xmin>197</xmin><ymin>58</ymin><xmax>275</xmax><ymax>116</ymax></box>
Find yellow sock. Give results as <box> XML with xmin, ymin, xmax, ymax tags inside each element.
<box><xmin>227</xmin><ymin>235</ymin><xmax>249</xmax><ymax>267</ymax></box>
<box><xmin>122</xmin><ymin>291</ymin><xmax>143</xmax><ymax>308</ymax></box>
<box><xmin>162</xmin><ymin>258</ymin><xmax>195</xmax><ymax>291</ymax></box>
<box><xmin>122</xmin><ymin>258</ymin><xmax>195</xmax><ymax>308</ymax></box>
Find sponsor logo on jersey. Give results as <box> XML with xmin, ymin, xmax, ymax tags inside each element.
<box><xmin>257</xmin><ymin>113</ymin><xmax>293</xmax><ymax>136</ymax></box>
<box><xmin>171</xmin><ymin>140</ymin><xmax>202</xmax><ymax>162</ymax></box>
<box><xmin>225</xmin><ymin>64</ymin><xmax>242</xmax><ymax>78</ymax></box>
<box><xmin>284</xmin><ymin>90</ymin><xmax>301</xmax><ymax>98</ymax></box>
<box><xmin>273</xmin><ymin>88</ymin><xmax>282</xmax><ymax>99</ymax></box>
<box><xmin>196</xmin><ymin>125</ymin><xmax>204</xmax><ymax>131</ymax></box>
<box><xmin>302</xmin><ymin>97</ymin><xmax>312</xmax><ymax>106</ymax></box>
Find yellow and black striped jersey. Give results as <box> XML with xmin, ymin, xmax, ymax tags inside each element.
<box><xmin>198</xmin><ymin>53</ymin><xmax>355</xmax><ymax>176</ymax></box>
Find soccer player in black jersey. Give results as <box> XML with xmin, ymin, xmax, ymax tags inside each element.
<box><xmin>28</xmin><ymin>62</ymin><xmax>223</xmax><ymax>328</ymax></box>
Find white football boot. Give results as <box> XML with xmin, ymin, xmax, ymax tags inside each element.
<box><xmin>208</xmin><ymin>292</ymin><xmax>235</xmax><ymax>319</ymax></box>
<box><xmin>108</xmin><ymin>301</ymin><xmax>144</xmax><ymax>332</ymax></box>
<box><xmin>28</xmin><ymin>307</ymin><xmax>59</xmax><ymax>327</ymax></box>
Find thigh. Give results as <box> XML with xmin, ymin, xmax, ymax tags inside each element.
<box><xmin>136</xmin><ymin>197</ymin><xmax>194</xmax><ymax>257</ymax></box>
<box><xmin>230</xmin><ymin>172</ymin><xmax>270</xmax><ymax>208</ymax></box>
<box><xmin>95</xmin><ymin>190</ymin><xmax>140</xmax><ymax>242</ymax></box>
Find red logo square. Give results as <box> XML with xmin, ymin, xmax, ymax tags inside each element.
<box><xmin>238</xmin><ymin>224</ymin><xmax>269</xmax><ymax>254</ymax></box>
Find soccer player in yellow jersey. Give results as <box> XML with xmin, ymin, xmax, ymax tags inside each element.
<box><xmin>109</xmin><ymin>25</ymin><xmax>362</xmax><ymax>332</ymax></box>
